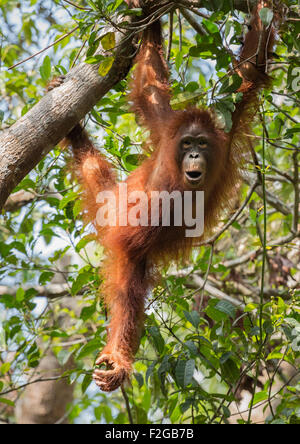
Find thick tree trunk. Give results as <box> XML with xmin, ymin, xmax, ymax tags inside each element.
<box><xmin>3</xmin><ymin>190</ymin><xmax>36</xmax><ymax>212</ymax></box>
<box><xmin>15</xmin><ymin>257</ymin><xmax>76</xmax><ymax>424</ymax></box>
<box><xmin>15</xmin><ymin>351</ymin><xmax>74</xmax><ymax>425</ymax></box>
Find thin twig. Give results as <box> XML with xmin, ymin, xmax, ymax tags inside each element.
<box><xmin>292</xmin><ymin>151</ymin><xmax>299</xmax><ymax>233</ymax></box>
<box><xmin>201</xmin><ymin>181</ymin><xmax>259</xmax><ymax>245</ymax></box>
<box><xmin>180</xmin><ymin>8</ymin><xmax>207</xmax><ymax>36</ymax></box>
<box><xmin>177</xmin><ymin>9</ymin><xmax>182</xmax><ymax>52</ymax></box>
<box><xmin>62</xmin><ymin>0</ymin><xmax>91</xmax><ymax>10</ymax></box>
<box><xmin>121</xmin><ymin>385</ymin><xmax>134</xmax><ymax>424</ymax></box>
<box><xmin>167</xmin><ymin>11</ymin><xmax>174</xmax><ymax>61</ymax></box>
<box><xmin>0</xmin><ymin>375</ymin><xmax>71</xmax><ymax>396</ymax></box>
<box><xmin>8</xmin><ymin>26</ymin><xmax>79</xmax><ymax>70</ymax></box>
<box><xmin>198</xmin><ymin>243</ymin><xmax>214</xmax><ymax>311</ymax></box>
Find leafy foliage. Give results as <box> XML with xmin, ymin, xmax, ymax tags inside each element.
<box><xmin>0</xmin><ymin>0</ymin><xmax>299</xmax><ymax>424</ymax></box>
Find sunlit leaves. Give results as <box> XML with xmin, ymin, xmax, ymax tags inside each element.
<box><xmin>101</xmin><ymin>32</ymin><xmax>116</xmax><ymax>51</ymax></box>
<box><xmin>184</xmin><ymin>310</ymin><xmax>200</xmax><ymax>329</ymax></box>
<box><xmin>39</xmin><ymin>56</ymin><xmax>52</xmax><ymax>83</ymax></box>
<box><xmin>0</xmin><ymin>0</ymin><xmax>299</xmax><ymax>426</ymax></box>
<box><xmin>77</xmin><ymin>338</ymin><xmax>102</xmax><ymax>360</ymax></box>
<box><xmin>149</xmin><ymin>326</ymin><xmax>165</xmax><ymax>354</ymax></box>
<box><xmin>219</xmin><ymin>74</ymin><xmax>242</xmax><ymax>95</ymax></box>
<box><xmin>175</xmin><ymin>359</ymin><xmax>195</xmax><ymax>387</ymax></box>
<box><xmin>259</xmin><ymin>8</ymin><xmax>274</xmax><ymax>27</ymax></box>
<box><xmin>98</xmin><ymin>56</ymin><xmax>114</xmax><ymax>76</ymax></box>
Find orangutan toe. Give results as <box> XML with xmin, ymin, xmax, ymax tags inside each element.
<box><xmin>47</xmin><ymin>75</ymin><xmax>66</xmax><ymax>92</ymax></box>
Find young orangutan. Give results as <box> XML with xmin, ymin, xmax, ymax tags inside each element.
<box><xmin>49</xmin><ymin>1</ymin><xmax>278</xmax><ymax>391</ymax></box>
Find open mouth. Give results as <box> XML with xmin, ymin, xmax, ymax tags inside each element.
<box><xmin>185</xmin><ymin>171</ymin><xmax>203</xmax><ymax>183</ymax></box>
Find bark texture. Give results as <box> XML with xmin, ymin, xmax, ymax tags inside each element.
<box><xmin>15</xmin><ymin>258</ymin><xmax>76</xmax><ymax>424</ymax></box>
<box><xmin>15</xmin><ymin>351</ymin><xmax>74</xmax><ymax>425</ymax></box>
<box><xmin>0</xmin><ymin>0</ymin><xmax>265</xmax><ymax>211</ymax></box>
<box><xmin>0</xmin><ymin>21</ymin><xmax>136</xmax><ymax>210</ymax></box>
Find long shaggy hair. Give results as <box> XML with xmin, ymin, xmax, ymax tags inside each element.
<box><xmin>60</xmin><ymin>0</ymin><xmax>277</xmax><ymax>392</ymax></box>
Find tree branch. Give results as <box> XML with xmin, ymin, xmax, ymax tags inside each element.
<box><xmin>0</xmin><ymin>284</ymin><xmax>71</xmax><ymax>299</ymax></box>
<box><xmin>242</xmin><ymin>174</ymin><xmax>292</xmax><ymax>216</ymax></box>
<box><xmin>180</xmin><ymin>8</ymin><xmax>207</xmax><ymax>36</ymax></box>
<box><xmin>0</xmin><ymin>375</ymin><xmax>71</xmax><ymax>397</ymax></box>
<box><xmin>0</xmin><ymin>0</ymin><xmax>285</xmax><ymax>211</ymax></box>
<box><xmin>231</xmin><ymin>0</ymin><xmax>256</xmax><ymax>13</ymax></box>
<box><xmin>180</xmin><ymin>0</ymin><xmax>256</xmax><ymax>13</ymax></box>
<box><xmin>190</xmin><ymin>274</ymin><xmax>245</xmax><ymax>308</ymax></box>
<box><xmin>3</xmin><ymin>190</ymin><xmax>36</xmax><ymax>212</ymax></box>
<box><xmin>0</xmin><ymin>17</ymin><xmax>136</xmax><ymax>211</ymax></box>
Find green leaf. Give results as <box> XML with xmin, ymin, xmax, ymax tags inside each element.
<box><xmin>39</xmin><ymin>272</ymin><xmax>55</xmax><ymax>286</ymax></box>
<box><xmin>250</xmin><ymin>326</ymin><xmax>261</xmax><ymax>337</ymax></box>
<box><xmin>180</xmin><ymin>399</ymin><xmax>192</xmax><ymax>414</ymax></box>
<box><xmin>49</xmin><ymin>330</ymin><xmax>68</xmax><ymax>338</ymax></box>
<box><xmin>263</xmin><ymin>320</ymin><xmax>274</xmax><ymax>335</ymax></box>
<box><xmin>75</xmin><ymin>235</ymin><xmax>94</xmax><ymax>253</ymax></box>
<box><xmin>101</xmin><ymin>32</ymin><xmax>116</xmax><ymax>51</ymax></box>
<box><xmin>175</xmin><ymin>359</ymin><xmax>195</xmax><ymax>387</ymax></box>
<box><xmin>189</xmin><ymin>43</ymin><xmax>215</xmax><ymax>58</ymax></box>
<box><xmin>221</xmin><ymin>358</ymin><xmax>240</xmax><ymax>383</ymax></box>
<box><xmin>85</xmin><ymin>55</ymin><xmax>105</xmax><ymax>64</ymax></box>
<box><xmin>80</xmin><ymin>304</ymin><xmax>96</xmax><ymax>321</ymax></box>
<box><xmin>73</xmin><ymin>199</ymin><xmax>82</xmax><ymax>218</ymax></box>
<box><xmin>71</xmin><ymin>271</ymin><xmax>93</xmax><ymax>296</ymax></box>
<box><xmin>134</xmin><ymin>372</ymin><xmax>144</xmax><ymax>388</ymax></box>
<box><xmin>290</xmin><ymin>415</ymin><xmax>300</xmax><ymax>425</ymax></box>
<box><xmin>16</xmin><ymin>288</ymin><xmax>25</xmax><ymax>303</ymax></box>
<box><xmin>185</xmin><ymin>340</ymin><xmax>198</xmax><ymax>355</ymax></box>
<box><xmin>259</xmin><ymin>8</ymin><xmax>274</xmax><ymax>27</ymax></box>
<box><xmin>215</xmin><ymin>100</ymin><xmax>233</xmax><ymax>132</ymax></box>
<box><xmin>123</xmin><ymin>153</ymin><xmax>141</xmax><ymax>171</ymax></box>
<box><xmin>59</xmin><ymin>192</ymin><xmax>78</xmax><ymax>210</ymax></box>
<box><xmin>98</xmin><ymin>57</ymin><xmax>114</xmax><ymax>77</ymax></box>
<box><xmin>220</xmin><ymin>351</ymin><xmax>233</xmax><ymax>365</ymax></box>
<box><xmin>12</xmin><ymin>241</ymin><xmax>27</xmax><ymax>255</ymax></box>
<box><xmin>251</xmin><ymin>390</ymin><xmax>268</xmax><ymax>407</ymax></box>
<box><xmin>271</xmin><ymin>419</ymin><xmax>287</xmax><ymax>425</ymax></box>
<box><xmin>40</xmin><ymin>56</ymin><xmax>52</xmax><ymax>82</ymax></box>
<box><xmin>175</xmin><ymin>51</ymin><xmax>184</xmax><ymax>72</ymax></box>
<box><xmin>158</xmin><ymin>355</ymin><xmax>170</xmax><ymax>377</ymax></box>
<box><xmin>148</xmin><ymin>326</ymin><xmax>165</xmax><ymax>354</ymax></box>
<box><xmin>219</xmin><ymin>74</ymin><xmax>242</xmax><ymax>95</ymax></box>
<box><xmin>124</xmin><ymin>7</ymin><xmax>143</xmax><ymax>16</ymax></box>
<box><xmin>77</xmin><ymin>338</ymin><xmax>102</xmax><ymax>360</ymax></box>
<box><xmin>145</xmin><ymin>362</ymin><xmax>156</xmax><ymax>384</ymax></box>
<box><xmin>244</xmin><ymin>303</ymin><xmax>258</xmax><ymax>312</ymax></box>
<box><xmin>113</xmin><ymin>0</ymin><xmax>124</xmax><ymax>10</ymax></box>
<box><xmin>206</xmin><ymin>299</ymin><xmax>228</xmax><ymax>322</ymax></box>
<box><xmin>184</xmin><ymin>310</ymin><xmax>200</xmax><ymax>329</ymax></box>
<box><xmin>215</xmin><ymin>300</ymin><xmax>237</xmax><ymax>319</ymax></box>
<box><xmin>284</xmin><ymin>125</ymin><xmax>300</xmax><ymax>139</ymax></box>
<box><xmin>266</xmin><ymin>351</ymin><xmax>284</xmax><ymax>361</ymax></box>
<box><xmin>57</xmin><ymin>349</ymin><xmax>74</xmax><ymax>367</ymax></box>
<box><xmin>94</xmin><ymin>405</ymin><xmax>103</xmax><ymax>421</ymax></box>
<box><xmin>1</xmin><ymin>362</ymin><xmax>11</xmax><ymax>375</ymax></box>
<box><xmin>0</xmin><ymin>398</ymin><xmax>15</xmax><ymax>407</ymax></box>
<box><xmin>81</xmin><ymin>374</ymin><xmax>92</xmax><ymax>394</ymax></box>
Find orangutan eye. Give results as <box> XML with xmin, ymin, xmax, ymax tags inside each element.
<box><xmin>198</xmin><ymin>138</ymin><xmax>208</xmax><ymax>147</ymax></box>
<box><xmin>182</xmin><ymin>140</ymin><xmax>192</xmax><ymax>150</ymax></box>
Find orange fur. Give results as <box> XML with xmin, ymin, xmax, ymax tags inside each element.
<box><xmin>60</xmin><ymin>1</ymin><xmax>277</xmax><ymax>392</ymax></box>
